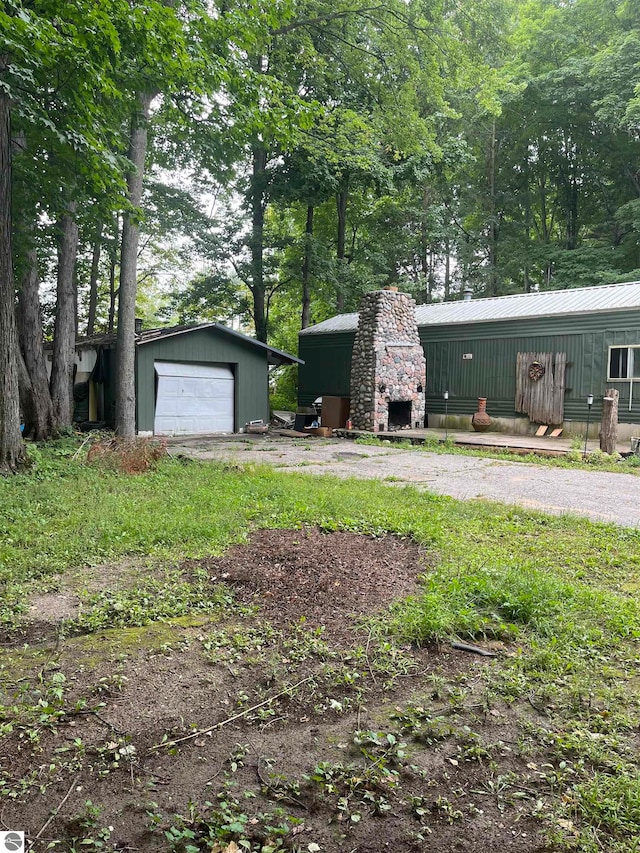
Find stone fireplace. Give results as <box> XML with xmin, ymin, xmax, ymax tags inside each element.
<box><xmin>349</xmin><ymin>289</ymin><xmax>426</xmax><ymax>432</ymax></box>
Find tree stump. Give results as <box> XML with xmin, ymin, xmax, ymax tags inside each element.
<box><xmin>600</xmin><ymin>388</ymin><xmax>619</xmax><ymax>454</ymax></box>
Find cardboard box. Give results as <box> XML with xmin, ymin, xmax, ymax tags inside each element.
<box><xmin>304</xmin><ymin>426</ymin><xmax>333</xmax><ymax>437</ymax></box>
<box><xmin>321</xmin><ymin>396</ymin><xmax>350</xmax><ymax>428</ymax></box>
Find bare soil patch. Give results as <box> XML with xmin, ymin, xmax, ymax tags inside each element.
<box><xmin>1</xmin><ymin>530</ymin><xmax>548</xmax><ymax>853</ymax></box>
<box><xmin>8</xmin><ymin>559</ymin><xmax>178</xmax><ymax>646</ymax></box>
<box><xmin>192</xmin><ymin>527</ymin><xmax>426</xmax><ymax>643</ymax></box>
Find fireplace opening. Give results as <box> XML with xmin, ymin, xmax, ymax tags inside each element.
<box><xmin>388</xmin><ymin>401</ymin><xmax>412</xmax><ymax>430</ymax></box>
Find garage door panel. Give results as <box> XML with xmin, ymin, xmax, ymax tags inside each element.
<box><xmin>154</xmin><ymin>361</ymin><xmax>234</xmax><ymax>435</ymax></box>
<box><xmin>163</xmin><ymin>377</ymin><xmax>182</xmax><ymax>397</ymax></box>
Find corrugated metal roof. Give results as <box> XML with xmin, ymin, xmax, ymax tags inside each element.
<box><xmin>301</xmin><ymin>312</ymin><xmax>360</xmax><ymax>334</ymax></box>
<box><xmin>137</xmin><ymin>322</ymin><xmax>303</xmax><ymax>365</ymax></box>
<box><xmin>300</xmin><ymin>281</ymin><xmax>640</xmax><ymax>335</ymax></box>
<box><xmin>65</xmin><ymin>322</ymin><xmax>302</xmax><ymax>365</ymax></box>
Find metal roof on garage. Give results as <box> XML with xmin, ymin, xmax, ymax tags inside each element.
<box><xmin>137</xmin><ymin>322</ymin><xmax>303</xmax><ymax>365</ymax></box>
<box><xmin>69</xmin><ymin>322</ymin><xmax>302</xmax><ymax>365</ymax></box>
<box><xmin>300</xmin><ymin>280</ymin><xmax>640</xmax><ymax>335</ymax></box>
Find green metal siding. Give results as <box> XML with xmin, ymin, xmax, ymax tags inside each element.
<box><xmin>298</xmin><ymin>309</ymin><xmax>640</xmax><ymax>423</ymax></box>
<box><xmin>298</xmin><ymin>332</ymin><xmax>355</xmax><ymax>406</ymax></box>
<box><xmin>135</xmin><ymin>328</ymin><xmax>270</xmax><ymax>433</ymax></box>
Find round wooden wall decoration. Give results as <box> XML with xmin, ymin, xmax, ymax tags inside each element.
<box><xmin>528</xmin><ymin>361</ymin><xmax>545</xmax><ymax>382</ymax></box>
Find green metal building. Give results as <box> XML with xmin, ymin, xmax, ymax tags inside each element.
<box><xmin>298</xmin><ymin>281</ymin><xmax>640</xmax><ymax>434</ymax></box>
<box><xmin>69</xmin><ymin>322</ymin><xmax>301</xmax><ymax>435</ymax></box>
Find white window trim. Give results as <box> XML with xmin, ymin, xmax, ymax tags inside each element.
<box><xmin>607</xmin><ymin>345</ymin><xmax>640</xmax><ymax>381</ymax></box>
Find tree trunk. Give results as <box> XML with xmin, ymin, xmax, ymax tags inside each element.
<box><xmin>566</xmin><ymin>172</ymin><xmax>578</xmax><ymax>250</ymax></box>
<box><xmin>86</xmin><ymin>220</ymin><xmax>103</xmax><ymax>336</ymax></box>
<box><xmin>17</xmin><ymin>346</ymin><xmax>33</xmax><ymax>430</ymax></box>
<box><xmin>107</xmin><ymin>240</ymin><xmax>118</xmax><ymax>335</ymax></box>
<box><xmin>420</xmin><ymin>186</ymin><xmax>430</xmax><ymax>301</ymax></box>
<box><xmin>301</xmin><ymin>205</ymin><xmax>314</xmax><ymax>329</ymax></box>
<box><xmin>427</xmin><ymin>251</ymin><xmax>436</xmax><ymax>302</ymax></box>
<box><xmin>600</xmin><ymin>389</ymin><xmax>619</xmax><ymax>455</ymax></box>
<box><xmin>115</xmin><ymin>90</ymin><xmax>153</xmax><ymax>437</ymax></box>
<box><xmin>444</xmin><ymin>238</ymin><xmax>451</xmax><ymax>301</ymax></box>
<box><xmin>0</xmin><ymin>74</ymin><xmax>25</xmax><ymax>472</ymax></box>
<box><xmin>523</xmin><ymin>150</ymin><xmax>532</xmax><ymax>293</ymax></box>
<box><xmin>16</xmin><ymin>242</ymin><xmax>57</xmax><ymax>439</ymax></box>
<box><xmin>488</xmin><ymin>118</ymin><xmax>499</xmax><ymax>296</ymax></box>
<box><xmin>249</xmin><ymin>143</ymin><xmax>268</xmax><ymax>343</ymax></box>
<box><xmin>336</xmin><ymin>176</ymin><xmax>349</xmax><ymax>312</ymax></box>
<box><xmin>50</xmin><ymin>201</ymin><xmax>79</xmax><ymax>428</ymax></box>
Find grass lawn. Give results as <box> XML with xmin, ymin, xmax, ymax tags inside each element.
<box><xmin>353</xmin><ymin>433</ymin><xmax>640</xmax><ymax>474</ymax></box>
<box><xmin>1</xmin><ymin>439</ymin><xmax>640</xmax><ymax>852</ymax></box>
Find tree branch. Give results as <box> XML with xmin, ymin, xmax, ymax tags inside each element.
<box><xmin>271</xmin><ymin>5</ymin><xmax>386</xmax><ymax>36</ymax></box>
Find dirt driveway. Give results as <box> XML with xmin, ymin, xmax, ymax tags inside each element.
<box><xmin>169</xmin><ymin>434</ymin><xmax>640</xmax><ymax>528</ymax></box>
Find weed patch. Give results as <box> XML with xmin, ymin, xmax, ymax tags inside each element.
<box><xmin>383</xmin><ymin>563</ymin><xmax>640</xmax><ymax>650</ymax></box>
<box><xmin>68</xmin><ymin>575</ymin><xmax>235</xmax><ymax>633</ymax></box>
<box><xmin>86</xmin><ymin>436</ymin><xmax>168</xmax><ymax>473</ymax></box>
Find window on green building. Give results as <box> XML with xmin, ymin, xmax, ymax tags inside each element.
<box><xmin>608</xmin><ymin>346</ymin><xmax>640</xmax><ymax>380</ymax></box>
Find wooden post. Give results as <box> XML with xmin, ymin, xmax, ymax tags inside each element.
<box><xmin>600</xmin><ymin>388</ymin><xmax>619</xmax><ymax>454</ymax></box>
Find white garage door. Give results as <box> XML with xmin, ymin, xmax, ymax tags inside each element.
<box><xmin>154</xmin><ymin>361</ymin><xmax>234</xmax><ymax>435</ymax></box>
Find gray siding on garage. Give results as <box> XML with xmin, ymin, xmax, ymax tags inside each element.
<box><xmin>135</xmin><ymin>328</ymin><xmax>270</xmax><ymax>433</ymax></box>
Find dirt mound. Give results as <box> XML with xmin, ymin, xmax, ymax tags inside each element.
<box><xmin>199</xmin><ymin>527</ymin><xmax>426</xmax><ymax>641</ymax></box>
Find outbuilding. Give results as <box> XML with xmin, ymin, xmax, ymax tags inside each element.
<box><xmin>298</xmin><ymin>281</ymin><xmax>640</xmax><ymax>438</ymax></box>
<box><xmin>66</xmin><ymin>322</ymin><xmax>301</xmax><ymax>435</ymax></box>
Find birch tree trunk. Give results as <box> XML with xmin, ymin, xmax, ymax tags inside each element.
<box><xmin>0</xmin><ymin>71</ymin><xmax>25</xmax><ymax>472</ymax></box>
<box><xmin>50</xmin><ymin>201</ymin><xmax>79</xmax><ymax>427</ymax></box>
<box><xmin>444</xmin><ymin>238</ymin><xmax>451</xmax><ymax>300</ymax></box>
<box><xmin>115</xmin><ymin>90</ymin><xmax>153</xmax><ymax>436</ymax></box>
<box><xmin>17</xmin><ymin>242</ymin><xmax>57</xmax><ymax>439</ymax></box>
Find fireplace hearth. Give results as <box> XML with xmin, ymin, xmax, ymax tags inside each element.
<box><xmin>388</xmin><ymin>400</ymin><xmax>412</xmax><ymax>430</ymax></box>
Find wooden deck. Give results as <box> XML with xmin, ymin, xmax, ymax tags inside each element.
<box><xmin>336</xmin><ymin>427</ymin><xmax>631</xmax><ymax>457</ymax></box>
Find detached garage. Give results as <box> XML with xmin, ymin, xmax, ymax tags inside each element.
<box><xmin>66</xmin><ymin>322</ymin><xmax>301</xmax><ymax>436</ymax></box>
<box><xmin>136</xmin><ymin>323</ymin><xmax>301</xmax><ymax>436</ymax></box>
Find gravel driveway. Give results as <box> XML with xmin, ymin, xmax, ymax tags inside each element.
<box><xmin>169</xmin><ymin>435</ymin><xmax>640</xmax><ymax>528</ymax></box>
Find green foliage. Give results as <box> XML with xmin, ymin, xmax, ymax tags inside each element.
<box><xmin>572</xmin><ymin>773</ymin><xmax>640</xmax><ymax>842</ymax></box>
<box><xmin>7</xmin><ymin>0</ymin><xmax>640</xmax><ymax>371</ymax></box>
<box><xmin>161</xmin><ymin>792</ymin><xmax>302</xmax><ymax>853</ymax></box>
<box><xmin>269</xmin><ymin>365</ymin><xmax>298</xmax><ymax>413</ymax></box>
<box><xmin>383</xmin><ymin>563</ymin><xmax>640</xmax><ymax>650</ymax></box>
<box><xmin>69</xmin><ymin>573</ymin><xmax>232</xmax><ymax>632</ymax></box>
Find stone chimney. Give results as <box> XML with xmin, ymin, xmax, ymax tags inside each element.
<box><xmin>349</xmin><ymin>290</ymin><xmax>426</xmax><ymax>432</ymax></box>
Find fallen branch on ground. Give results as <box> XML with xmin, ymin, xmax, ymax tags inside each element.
<box><xmin>28</xmin><ymin>775</ymin><xmax>79</xmax><ymax>851</ymax></box>
<box><xmin>451</xmin><ymin>641</ymin><xmax>497</xmax><ymax>657</ymax></box>
<box><xmin>148</xmin><ymin>676</ymin><xmax>314</xmax><ymax>751</ymax></box>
